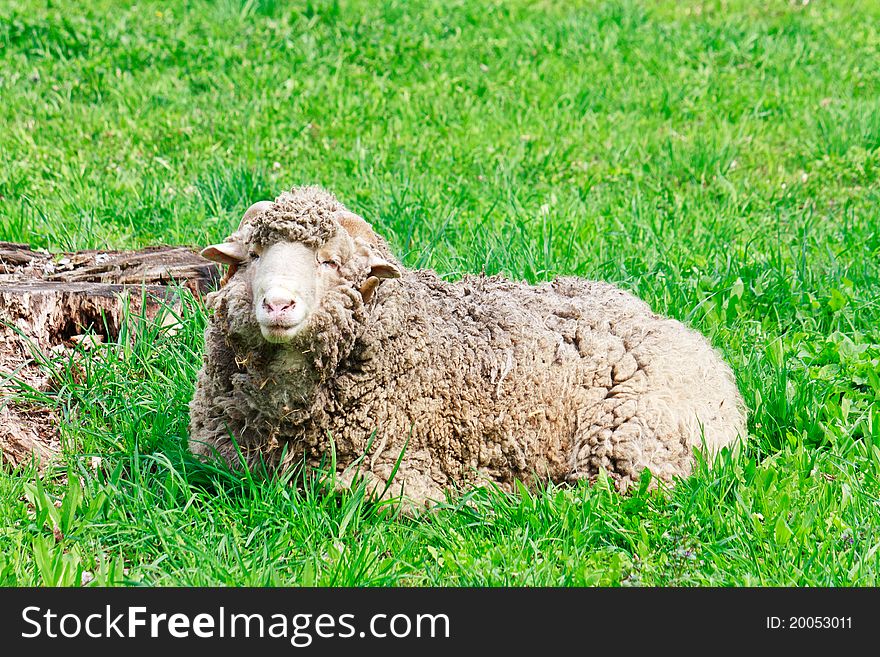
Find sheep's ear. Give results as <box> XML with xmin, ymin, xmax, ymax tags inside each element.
<box><xmin>359</xmin><ymin>276</ymin><xmax>381</xmax><ymax>303</ymax></box>
<box><xmin>200</xmin><ymin>201</ymin><xmax>270</xmax><ymax>267</ymax></box>
<box><xmin>366</xmin><ymin>253</ymin><xmax>400</xmax><ymax>280</ymax></box>
<box><xmin>358</xmin><ymin>255</ymin><xmax>400</xmax><ymax>303</ymax></box>
<box><xmin>200</xmin><ymin>241</ymin><xmax>247</xmax><ymax>265</ymax></box>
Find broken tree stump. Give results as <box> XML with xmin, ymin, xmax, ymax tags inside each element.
<box><xmin>0</xmin><ymin>241</ymin><xmax>220</xmax><ymax>468</ymax></box>
<box><xmin>0</xmin><ymin>280</ymin><xmax>173</xmax><ymax>347</ymax></box>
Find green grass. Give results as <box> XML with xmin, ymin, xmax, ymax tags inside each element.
<box><xmin>1</xmin><ymin>0</ymin><xmax>879</xmax><ymax>586</ymax></box>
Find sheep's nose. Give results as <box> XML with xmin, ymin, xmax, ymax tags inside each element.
<box><xmin>262</xmin><ymin>293</ymin><xmax>295</xmax><ymax>314</ymax></box>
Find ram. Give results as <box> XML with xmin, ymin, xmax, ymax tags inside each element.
<box><xmin>190</xmin><ymin>186</ymin><xmax>746</xmax><ymax>507</ymax></box>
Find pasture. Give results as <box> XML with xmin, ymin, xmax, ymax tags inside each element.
<box><xmin>1</xmin><ymin>0</ymin><xmax>878</xmax><ymax>585</ymax></box>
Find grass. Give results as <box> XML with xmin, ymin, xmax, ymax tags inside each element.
<box><xmin>1</xmin><ymin>0</ymin><xmax>879</xmax><ymax>586</ymax></box>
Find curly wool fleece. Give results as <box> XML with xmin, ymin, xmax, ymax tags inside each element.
<box><xmin>249</xmin><ymin>187</ymin><xmax>344</xmax><ymax>248</ymax></box>
<box><xmin>189</xmin><ymin>187</ymin><xmax>747</xmax><ymax>508</ymax></box>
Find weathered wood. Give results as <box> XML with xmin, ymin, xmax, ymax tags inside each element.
<box><xmin>0</xmin><ymin>242</ymin><xmax>220</xmax><ymax>468</ymax></box>
<box><xmin>0</xmin><ymin>242</ymin><xmax>45</xmax><ymax>272</ymax></box>
<box><xmin>0</xmin><ymin>241</ymin><xmax>219</xmax><ymax>292</ymax></box>
<box><xmin>0</xmin><ymin>242</ymin><xmax>218</xmax><ymax>343</ymax></box>
<box><xmin>1</xmin><ymin>280</ymin><xmax>171</xmax><ymax>346</ymax></box>
<box><xmin>0</xmin><ymin>403</ymin><xmax>58</xmax><ymax>469</ymax></box>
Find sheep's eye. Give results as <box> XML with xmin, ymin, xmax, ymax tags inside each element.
<box><xmin>248</xmin><ymin>249</ymin><xmax>261</xmax><ymax>260</ymax></box>
<box><xmin>320</xmin><ymin>259</ymin><xmax>340</xmax><ymax>270</ymax></box>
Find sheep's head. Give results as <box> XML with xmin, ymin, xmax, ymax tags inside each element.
<box><xmin>201</xmin><ymin>188</ymin><xmax>400</xmax><ymax>347</ymax></box>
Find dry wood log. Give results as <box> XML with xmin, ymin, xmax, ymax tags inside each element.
<box><xmin>0</xmin><ymin>280</ymin><xmax>172</xmax><ymax>347</ymax></box>
<box><xmin>1</xmin><ymin>241</ymin><xmax>218</xmax><ymax>343</ymax></box>
<box><xmin>0</xmin><ymin>404</ymin><xmax>58</xmax><ymax>469</ymax></box>
<box><xmin>0</xmin><ymin>242</ymin><xmax>219</xmax><ymax>468</ymax></box>
<box><xmin>0</xmin><ymin>241</ymin><xmax>218</xmax><ymax>291</ymax></box>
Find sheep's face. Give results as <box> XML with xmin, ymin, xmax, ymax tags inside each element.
<box><xmin>247</xmin><ymin>234</ymin><xmax>353</xmax><ymax>344</ymax></box>
<box><xmin>249</xmin><ymin>241</ymin><xmax>317</xmax><ymax>342</ymax></box>
<box><xmin>201</xmin><ymin>202</ymin><xmax>399</xmax><ymax>347</ymax></box>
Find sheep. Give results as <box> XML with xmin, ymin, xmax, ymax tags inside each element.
<box><xmin>190</xmin><ymin>185</ymin><xmax>747</xmax><ymax>508</ymax></box>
